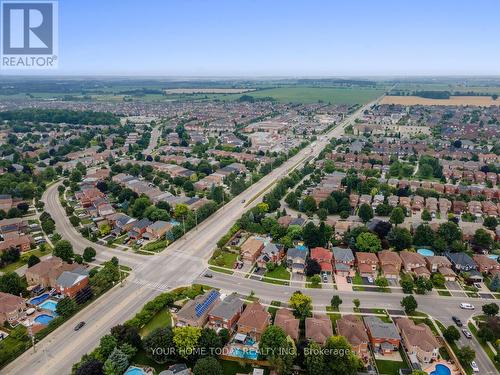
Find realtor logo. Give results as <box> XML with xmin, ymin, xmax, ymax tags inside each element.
<box><xmin>1</xmin><ymin>0</ymin><xmax>58</xmax><ymax>69</ymax></box>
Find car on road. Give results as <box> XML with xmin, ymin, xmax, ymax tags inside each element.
<box><xmin>452</xmin><ymin>316</ymin><xmax>463</xmax><ymax>326</ymax></box>
<box><xmin>470</xmin><ymin>361</ymin><xmax>479</xmax><ymax>372</ymax></box>
<box><xmin>74</xmin><ymin>321</ymin><xmax>85</xmax><ymax>331</ymax></box>
<box><xmin>241</xmin><ymin>199</ymin><xmax>246</xmax><ymax>203</ymax></box>
<box><xmin>204</xmin><ymin>273</ymin><xmax>213</xmax><ymax>278</ymax></box>
<box><xmin>460</xmin><ymin>303</ymin><xmax>475</xmax><ymax>310</ymax></box>
<box><xmin>462</xmin><ymin>329</ymin><xmax>472</xmax><ymax>339</ymax></box>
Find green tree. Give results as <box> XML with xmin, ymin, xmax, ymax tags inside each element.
<box><xmin>401</xmin><ymin>295</ymin><xmax>418</xmax><ymax>314</ymax></box>
<box><xmin>353</xmin><ymin>298</ymin><xmax>360</xmax><ymax>309</ymax></box>
<box><xmin>355</xmin><ymin>232</ymin><xmax>381</xmax><ymax>253</ymax></box>
<box><xmin>95</xmin><ymin>334</ymin><xmax>118</xmax><ymax>362</ymax></box>
<box><xmin>456</xmin><ymin>346</ymin><xmax>475</xmax><ymax>366</ymax></box>
<box><xmin>437</xmin><ymin>222</ymin><xmax>461</xmax><ymax>245</ymax></box>
<box><xmin>413</xmin><ymin>224</ymin><xmax>435</xmax><ymax>246</ymax></box>
<box><xmin>443</xmin><ymin>326</ymin><xmax>461</xmax><ymax>342</ymax></box>
<box><xmin>104</xmin><ymin>348</ymin><xmax>129</xmax><ymax>375</ymax></box>
<box><xmin>323</xmin><ymin>336</ymin><xmax>361</xmax><ymax>375</ymax></box>
<box><xmin>414</xmin><ymin>276</ymin><xmax>433</xmax><ymax>294</ymax></box>
<box><xmin>173</xmin><ymin>326</ymin><xmax>201</xmax><ymax>359</ymax></box>
<box><xmin>330</xmin><ymin>295</ymin><xmax>342</xmax><ymax>310</ymax></box>
<box><xmin>174</xmin><ymin>203</ymin><xmax>189</xmax><ymax>219</ymax></box>
<box><xmin>483</xmin><ymin>216</ymin><xmax>498</xmax><ymax>230</ymax></box>
<box><xmin>289</xmin><ymin>291</ymin><xmax>312</xmax><ymax>320</ymax></box>
<box><xmin>198</xmin><ymin>328</ymin><xmax>223</xmax><ymax>357</ymax></box>
<box><xmin>387</xmin><ymin>227</ymin><xmax>412</xmax><ymax>251</ymax></box>
<box><xmin>304</xmin><ymin>341</ymin><xmax>325</xmax><ymax>375</ymax></box>
<box><xmin>421</xmin><ymin>209</ymin><xmax>432</xmax><ymax>221</ymax></box>
<box><xmin>130</xmin><ymin>196</ymin><xmax>152</xmax><ymax>218</ymax></box>
<box><xmin>317</xmin><ymin>208</ymin><xmax>328</xmax><ymax>221</ymax></box>
<box><xmin>389</xmin><ymin>207</ymin><xmax>405</xmax><ymax>226</ymax></box>
<box><xmin>56</xmin><ymin>296</ymin><xmax>77</xmax><ymax>317</ymax></box>
<box><xmin>193</xmin><ymin>356</ymin><xmax>223</xmax><ymax>375</ymax></box>
<box><xmin>83</xmin><ymin>247</ymin><xmax>96</xmax><ymax>262</ymax></box>
<box><xmin>27</xmin><ymin>255</ymin><xmax>40</xmax><ymax>268</ymax></box>
<box><xmin>0</xmin><ymin>272</ymin><xmax>26</xmax><ymax>295</ymax></box>
<box><xmin>473</xmin><ymin>229</ymin><xmax>493</xmax><ymax>250</ymax></box>
<box><xmin>310</xmin><ymin>274</ymin><xmax>321</xmax><ymax>287</ymax></box>
<box><xmin>302</xmin><ymin>196</ymin><xmax>317</xmax><ymax>214</ymax></box>
<box><xmin>357</xmin><ymin>203</ymin><xmax>373</xmax><ymax>223</ymax></box>
<box><xmin>482</xmin><ymin>303</ymin><xmax>499</xmax><ymax>317</ymax></box>
<box><xmin>53</xmin><ymin>240</ymin><xmax>74</xmax><ymax>262</ymax></box>
<box><xmin>143</xmin><ymin>327</ymin><xmax>174</xmax><ymax>363</ymax></box>
<box><xmin>401</xmin><ymin>277</ymin><xmax>414</xmax><ymax>294</ymax></box>
<box><xmin>375</xmin><ymin>276</ymin><xmax>389</xmax><ymax>289</ymax></box>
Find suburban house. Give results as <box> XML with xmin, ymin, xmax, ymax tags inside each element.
<box><xmin>395</xmin><ymin>318</ymin><xmax>440</xmax><ymax>364</ymax></box>
<box><xmin>425</xmin><ymin>256</ymin><xmax>456</xmax><ymax>281</ymax></box>
<box><xmin>0</xmin><ymin>234</ymin><xmax>32</xmax><ymax>253</ymax></box>
<box><xmin>310</xmin><ymin>247</ymin><xmax>333</xmax><ymax>274</ymax></box>
<box><xmin>176</xmin><ymin>290</ymin><xmax>220</xmax><ymax>327</ymax></box>
<box><xmin>305</xmin><ymin>314</ymin><xmax>333</xmax><ymax>346</ymax></box>
<box><xmin>256</xmin><ymin>242</ymin><xmax>282</xmax><ymax>269</ymax></box>
<box><xmin>445</xmin><ymin>252</ymin><xmax>483</xmax><ymax>282</ymax></box>
<box><xmin>144</xmin><ymin>220</ymin><xmax>173</xmax><ymax>240</ymax></box>
<box><xmin>208</xmin><ymin>293</ymin><xmax>244</xmax><ymax>333</ymax></box>
<box><xmin>363</xmin><ymin>316</ymin><xmax>401</xmax><ymax>354</ymax></box>
<box><xmin>0</xmin><ymin>291</ymin><xmax>26</xmax><ymax>325</ymax></box>
<box><xmin>378</xmin><ymin>250</ymin><xmax>402</xmax><ymax>280</ymax></box>
<box><xmin>400</xmin><ymin>251</ymin><xmax>430</xmax><ymax>278</ymax></box>
<box><xmin>356</xmin><ymin>252</ymin><xmax>379</xmax><ymax>278</ymax></box>
<box><xmin>236</xmin><ymin>301</ymin><xmax>270</xmax><ymax>341</ymax></box>
<box><xmin>158</xmin><ymin>363</ymin><xmax>190</xmax><ymax>375</ymax></box>
<box><xmin>127</xmin><ymin>218</ymin><xmax>153</xmax><ymax>240</ymax></box>
<box><xmin>25</xmin><ymin>257</ymin><xmax>80</xmax><ymax>288</ymax></box>
<box><xmin>332</xmin><ymin>247</ymin><xmax>355</xmax><ymax>276</ymax></box>
<box><xmin>274</xmin><ymin>308</ymin><xmax>299</xmax><ymax>342</ymax></box>
<box><xmin>473</xmin><ymin>255</ymin><xmax>500</xmax><ymax>274</ymax></box>
<box><xmin>336</xmin><ymin>315</ymin><xmax>369</xmax><ymax>361</ymax></box>
<box><xmin>240</xmin><ymin>236</ymin><xmax>265</xmax><ymax>264</ymax></box>
<box><xmin>286</xmin><ymin>247</ymin><xmax>308</xmax><ymax>274</ymax></box>
<box><xmin>55</xmin><ymin>268</ymin><xmax>89</xmax><ymax>298</ymax></box>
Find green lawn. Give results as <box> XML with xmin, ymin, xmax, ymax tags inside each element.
<box><xmin>139</xmin><ymin>309</ymin><xmax>172</xmax><ymax>337</ymax></box>
<box><xmin>305</xmin><ymin>275</ymin><xmax>322</xmax><ymax>289</ymax></box>
<box><xmin>268</xmin><ymin>301</ymin><xmax>281</xmax><ymax>319</ymax></box>
<box><xmin>376</xmin><ymin>359</ymin><xmax>407</xmax><ymax>375</ymax></box>
<box><xmin>209</xmin><ymin>251</ymin><xmax>238</xmax><ymax>269</ymax></box>
<box><xmin>325</xmin><ymin>307</ymin><xmax>342</xmax><ymax>331</ymax></box>
<box><xmin>221</xmin><ymin>359</ymin><xmax>267</xmax><ymax>375</ymax></box>
<box><xmin>0</xmin><ymin>247</ymin><xmax>52</xmax><ymax>273</ymax></box>
<box><xmin>263</xmin><ymin>265</ymin><xmax>290</xmax><ymax>285</ymax></box>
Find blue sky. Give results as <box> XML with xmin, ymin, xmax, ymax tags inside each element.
<box><xmin>7</xmin><ymin>0</ymin><xmax>500</xmax><ymax>76</ymax></box>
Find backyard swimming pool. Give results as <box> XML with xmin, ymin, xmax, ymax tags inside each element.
<box><xmin>29</xmin><ymin>293</ymin><xmax>50</xmax><ymax>305</ymax></box>
<box><xmin>231</xmin><ymin>347</ymin><xmax>259</xmax><ymax>360</ymax></box>
<box><xmin>124</xmin><ymin>367</ymin><xmax>146</xmax><ymax>375</ymax></box>
<box><xmin>488</xmin><ymin>254</ymin><xmax>499</xmax><ymax>261</ymax></box>
<box><xmin>430</xmin><ymin>364</ymin><xmax>451</xmax><ymax>375</ymax></box>
<box><xmin>39</xmin><ymin>300</ymin><xmax>58</xmax><ymax>312</ymax></box>
<box><xmin>34</xmin><ymin>314</ymin><xmax>54</xmax><ymax>325</ymax></box>
<box><xmin>417</xmin><ymin>248</ymin><xmax>434</xmax><ymax>257</ymax></box>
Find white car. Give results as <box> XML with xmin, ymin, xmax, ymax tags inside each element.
<box><xmin>367</xmin><ymin>276</ymin><xmax>374</xmax><ymax>283</ymax></box>
<box><xmin>460</xmin><ymin>303</ymin><xmax>475</xmax><ymax>310</ymax></box>
<box><xmin>470</xmin><ymin>361</ymin><xmax>479</xmax><ymax>372</ymax></box>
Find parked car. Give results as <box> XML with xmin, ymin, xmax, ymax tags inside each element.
<box><xmin>238</xmin><ymin>263</ymin><xmax>243</xmax><ymax>269</ymax></box>
<box><xmin>470</xmin><ymin>361</ymin><xmax>479</xmax><ymax>372</ymax></box>
<box><xmin>74</xmin><ymin>321</ymin><xmax>86</xmax><ymax>331</ymax></box>
<box><xmin>367</xmin><ymin>276</ymin><xmax>374</xmax><ymax>284</ymax></box>
<box><xmin>452</xmin><ymin>316</ymin><xmax>463</xmax><ymax>327</ymax></box>
<box><xmin>346</xmin><ymin>276</ymin><xmax>352</xmax><ymax>283</ymax></box>
<box><xmin>460</xmin><ymin>303</ymin><xmax>475</xmax><ymax>310</ymax></box>
<box><xmin>241</xmin><ymin>199</ymin><xmax>246</xmax><ymax>203</ymax></box>
<box><xmin>462</xmin><ymin>329</ymin><xmax>472</xmax><ymax>339</ymax></box>
<box><xmin>204</xmin><ymin>273</ymin><xmax>213</xmax><ymax>278</ymax></box>
<box><xmin>473</xmin><ymin>283</ymin><xmax>481</xmax><ymax>289</ymax></box>
<box><xmin>322</xmin><ymin>273</ymin><xmax>328</xmax><ymax>283</ymax></box>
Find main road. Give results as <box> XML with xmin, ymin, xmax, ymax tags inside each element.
<box><xmin>6</xmin><ymin>95</ymin><xmax>495</xmax><ymax>375</ymax></box>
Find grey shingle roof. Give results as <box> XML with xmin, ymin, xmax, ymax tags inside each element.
<box><xmin>209</xmin><ymin>293</ymin><xmax>243</xmax><ymax>320</ymax></box>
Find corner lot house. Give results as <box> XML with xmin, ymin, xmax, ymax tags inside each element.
<box><xmin>305</xmin><ymin>314</ymin><xmax>333</xmax><ymax>346</ymax></box>
<box><xmin>236</xmin><ymin>301</ymin><xmax>270</xmax><ymax>341</ymax></box>
<box><xmin>240</xmin><ymin>236</ymin><xmax>265</xmax><ymax>264</ymax></box>
<box><xmin>363</xmin><ymin>316</ymin><xmax>401</xmax><ymax>354</ymax></box>
<box><xmin>144</xmin><ymin>220</ymin><xmax>173</xmax><ymax>240</ymax></box>
<box><xmin>395</xmin><ymin>318</ymin><xmax>439</xmax><ymax>364</ymax></box>
<box><xmin>25</xmin><ymin>257</ymin><xmax>80</xmax><ymax>288</ymax></box>
<box><xmin>208</xmin><ymin>293</ymin><xmax>244</xmax><ymax>332</ymax></box>
<box><xmin>176</xmin><ymin>290</ymin><xmax>220</xmax><ymax>327</ymax></box>
<box><xmin>0</xmin><ymin>292</ymin><xmax>26</xmax><ymax>325</ymax></box>
<box><xmin>336</xmin><ymin>315</ymin><xmax>369</xmax><ymax>361</ymax></box>
<box><xmin>55</xmin><ymin>268</ymin><xmax>89</xmax><ymax>298</ymax></box>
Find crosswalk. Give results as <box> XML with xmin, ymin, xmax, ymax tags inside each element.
<box><xmin>131</xmin><ymin>277</ymin><xmax>171</xmax><ymax>292</ymax></box>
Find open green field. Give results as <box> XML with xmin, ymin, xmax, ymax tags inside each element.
<box><xmin>237</xmin><ymin>86</ymin><xmax>385</xmax><ymax>104</ymax></box>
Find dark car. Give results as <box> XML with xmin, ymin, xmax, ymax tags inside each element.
<box><xmin>74</xmin><ymin>321</ymin><xmax>86</xmax><ymax>331</ymax></box>
<box><xmin>346</xmin><ymin>276</ymin><xmax>352</xmax><ymax>283</ymax></box>
<box><xmin>204</xmin><ymin>273</ymin><xmax>213</xmax><ymax>278</ymax></box>
<box><xmin>452</xmin><ymin>316</ymin><xmax>463</xmax><ymax>327</ymax></box>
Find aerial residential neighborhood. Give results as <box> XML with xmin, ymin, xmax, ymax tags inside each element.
<box><xmin>0</xmin><ymin>2</ymin><xmax>499</xmax><ymax>375</ymax></box>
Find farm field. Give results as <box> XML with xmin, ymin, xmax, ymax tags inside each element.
<box><xmin>238</xmin><ymin>86</ymin><xmax>386</xmax><ymax>105</ymax></box>
<box><xmin>164</xmin><ymin>88</ymin><xmax>255</xmax><ymax>94</ymax></box>
<box><xmin>380</xmin><ymin>95</ymin><xmax>500</xmax><ymax>106</ymax></box>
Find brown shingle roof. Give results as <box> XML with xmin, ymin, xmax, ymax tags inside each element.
<box><xmin>274</xmin><ymin>309</ymin><xmax>299</xmax><ymax>342</ymax></box>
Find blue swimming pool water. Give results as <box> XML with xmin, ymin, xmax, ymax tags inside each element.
<box><xmin>30</xmin><ymin>293</ymin><xmax>50</xmax><ymax>305</ymax></box>
<box><xmin>488</xmin><ymin>254</ymin><xmax>499</xmax><ymax>260</ymax></box>
<box><xmin>34</xmin><ymin>314</ymin><xmax>54</xmax><ymax>325</ymax></box>
<box><xmin>417</xmin><ymin>248</ymin><xmax>434</xmax><ymax>257</ymax></box>
<box><xmin>124</xmin><ymin>367</ymin><xmax>146</xmax><ymax>375</ymax></box>
<box><xmin>231</xmin><ymin>347</ymin><xmax>259</xmax><ymax>360</ymax></box>
<box><xmin>39</xmin><ymin>300</ymin><xmax>58</xmax><ymax>312</ymax></box>
<box><xmin>430</xmin><ymin>364</ymin><xmax>451</xmax><ymax>375</ymax></box>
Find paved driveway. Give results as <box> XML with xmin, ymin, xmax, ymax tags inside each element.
<box><xmin>446</xmin><ymin>281</ymin><xmax>467</xmax><ymax>297</ymax></box>
<box><xmin>335</xmin><ymin>274</ymin><xmax>352</xmax><ymax>291</ymax></box>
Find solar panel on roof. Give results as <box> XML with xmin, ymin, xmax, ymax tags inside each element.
<box><xmin>194</xmin><ymin>290</ymin><xmax>220</xmax><ymax>317</ymax></box>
